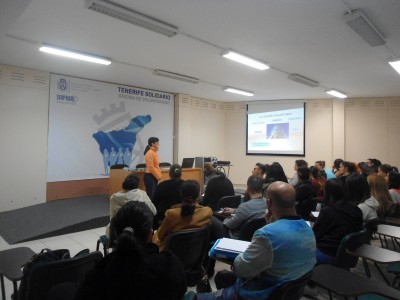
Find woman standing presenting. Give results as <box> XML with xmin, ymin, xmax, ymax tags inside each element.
<box><xmin>144</xmin><ymin>137</ymin><xmax>161</xmax><ymax>200</ymax></box>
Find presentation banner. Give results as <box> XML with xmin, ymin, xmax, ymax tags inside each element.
<box><xmin>48</xmin><ymin>74</ymin><xmax>174</xmax><ymax>182</ymax></box>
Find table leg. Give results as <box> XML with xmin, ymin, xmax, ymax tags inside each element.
<box><xmin>1</xmin><ymin>274</ymin><xmax>6</xmax><ymax>300</ymax></box>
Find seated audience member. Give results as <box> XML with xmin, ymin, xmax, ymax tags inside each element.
<box><xmin>152</xmin><ymin>164</ymin><xmax>184</xmax><ymax>229</ymax></box>
<box><xmin>358</xmin><ymin>173</ymin><xmax>393</xmax><ymax>221</ymax></box>
<box><xmin>242</xmin><ymin>163</ymin><xmax>267</xmax><ymax>202</ymax></box>
<box><xmin>75</xmin><ymin>202</ymin><xmax>187</xmax><ymax>300</ymax></box>
<box><xmin>332</xmin><ymin>158</ymin><xmax>343</xmax><ymax>177</ymax></box>
<box><xmin>366</xmin><ymin>158</ymin><xmax>382</xmax><ymax>173</ymax></box>
<box><xmin>295</xmin><ymin>167</ymin><xmax>317</xmax><ymax>219</ymax></box>
<box><xmin>378</xmin><ymin>164</ymin><xmax>395</xmax><ymax>178</ymax></box>
<box><xmin>204</xmin><ymin>162</ymin><xmax>218</xmax><ymax>184</ymax></box>
<box><xmin>310</xmin><ymin>166</ymin><xmax>327</xmax><ymax>203</ymax></box>
<box><xmin>200</xmin><ymin>172</ymin><xmax>235</xmax><ymax>211</ymax></box>
<box><xmin>313</xmin><ymin>178</ymin><xmax>363</xmax><ymax>265</ymax></box>
<box><xmin>315</xmin><ymin>160</ymin><xmax>336</xmax><ymax>180</ymax></box>
<box><xmin>387</xmin><ymin>171</ymin><xmax>400</xmax><ymax>204</ymax></box>
<box><xmin>289</xmin><ymin>159</ymin><xmax>308</xmax><ymax>186</ymax></box>
<box><xmin>264</xmin><ymin>162</ymin><xmax>289</xmax><ymax>190</ymax></box>
<box><xmin>338</xmin><ymin>161</ymin><xmax>356</xmax><ymax>182</ymax></box>
<box><xmin>345</xmin><ymin>172</ymin><xmax>370</xmax><ymax>205</ymax></box>
<box><xmin>220</xmin><ymin>176</ymin><xmax>267</xmax><ymax>239</ymax></box>
<box><xmin>153</xmin><ymin>180</ymin><xmax>212</xmax><ymax>251</ymax></box>
<box><xmin>106</xmin><ymin>173</ymin><xmax>156</xmax><ymax>238</ymax></box>
<box><xmin>197</xmin><ymin>181</ymin><xmax>316</xmax><ymax>300</ymax></box>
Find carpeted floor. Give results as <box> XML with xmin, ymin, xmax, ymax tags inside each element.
<box><xmin>0</xmin><ymin>195</ymin><xmax>109</xmax><ymax>244</ymax></box>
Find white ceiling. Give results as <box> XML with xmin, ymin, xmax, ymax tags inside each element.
<box><xmin>1</xmin><ymin>0</ymin><xmax>399</xmax><ymax>102</ymax></box>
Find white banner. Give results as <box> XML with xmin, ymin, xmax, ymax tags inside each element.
<box><xmin>48</xmin><ymin>74</ymin><xmax>174</xmax><ymax>182</ymax></box>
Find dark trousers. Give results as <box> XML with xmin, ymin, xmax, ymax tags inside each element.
<box><xmin>144</xmin><ymin>173</ymin><xmax>158</xmax><ymax>200</ymax></box>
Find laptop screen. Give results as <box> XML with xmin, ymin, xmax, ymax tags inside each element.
<box><xmin>181</xmin><ymin>157</ymin><xmax>194</xmax><ymax>168</ymax></box>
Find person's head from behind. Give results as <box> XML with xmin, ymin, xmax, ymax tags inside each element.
<box><xmin>367</xmin><ymin>173</ymin><xmax>392</xmax><ymax>215</ymax></box>
<box><xmin>169</xmin><ymin>164</ymin><xmax>182</xmax><ymax>180</ymax></box>
<box><xmin>267</xmin><ymin>162</ymin><xmax>288</xmax><ymax>183</ymax></box>
<box><xmin>310</xmin><ymin>166</ymin><xmax>320</xmax><ymax>179</ymax></box>
<box><xmin>315</xmin><ymin>160</ymin><xmax>325</xmax><ymax>171</ymax></box>
<box><xmin>266</xmin><ymin>181</ymin><xmax>296</xmax><ymax>217</ymax></box>
<box><xmin>122</xmin><ymin>173</ymin><xmax>140</xmax><ymax>191</ymax></box>
<box><xmin>366</xmin><ymin>158</ymin><xmax>381</xmax><ymax>168</ymax></box>
<box><xmin>323</xmin><ymin>178</ymin><xmax>346</xmax><ymax>206</ymax></box>
<box><xmin>180</xmin><ymin>180</ymin><xmax>200</xmax><ymax>217</ymax></box>
<box><xmin>246</xmin><ymin>175</ymin><xmax>264</xmax><ymax>195</ymax></box>
<box><xmin>339</xmin><ymin>161</ymin><xmax>355</xmax><ymax>176</ymax></box>
<box><xmin>204</xmin><ymin>162</ymin><xmax>216</xmax><ymax>177</ymax></box>
<box><xmin>252</xmin><ymin>163</ymin><xmax>266</xmax><ymax>178</ymax></box>
<box><xmin>333</xmin><ymin>158</ymin><xmax>343</xmax><ymax>171</ymax></box>
<box><xmin>345</xmin><ymin>172</ymin><xmax>370</xmax><ymax>205</ymax></box>
<box><xmin>378</xmin><ymin>164</ymin><xmax>393</xmax><ymax>177</ymax></box>
<box><xmin>387</xmin><ymin>171</ymin><xmax>400</xmax><ymax>189</ymax></box>
<box><xmin>143</xmin><ymin>136</ymin><xmax>159</xmax><ymax>155</ymax></box>
<box><xmin>297</xmin><ymin>166</ymin><xmax>310</xmax><ymax>182</ymax></box>
<box><xmin>294</xmin><ymin>159</ymin><xmax>308</xmax><ymax>171</ymax></box>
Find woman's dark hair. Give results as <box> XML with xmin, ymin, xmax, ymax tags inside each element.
<box><xmin>379</xmin><ymin>164</ymin><xmax>394</xmax><ymax>175</ymax></box>
<box><xmin>112</xmin><ymin>201</ymin><xmax>153</xmax><ymax>280</ymax></box>
<box><xmin>333</xmin><ymin>158</ymin><xmax>343</xmax><ymax>170</ymax></box>
<box><xmin>143</xmin><ymin>137</ymin><xmax>159</xmax><ymax>155</ymax></box>
<box><xmin>169</xmin><ymin>164</ymin><xmax>182</xmax><ymax>180</ymax></box>
<box><xmin>122</xmin><ymin>173</ymin><xmax>140</xmax><ymax>190</ymax></box>
<box><xmin>295</xmin><ymin>159</ymin><xmax>308</xmax><ymax>168</ymax></box>
<box><xmin>315</xmin><ymin>160</ymin><xmax>326</xmax><ymax>169</ymax></box>
<box><xmin>341</xmin><ymin>161</ymin><xmax>356</xmax><ymax>173</ymax></box>
<box><xmin>180</xmin><ymin>180</ymin><xmax>199</xmax><ymax>217</ymax></box>
<box><xmin>345</xmin><ymin>172</ymin><xmax>370</xmax><ymax>205</ymax></box>
<box><xmin>266</xmin><ymin>162</ymin><xmax>288</xmax><ymax>183</ymax></box>
<box><xmin>297</xmin><ymin>166</ymin><xmax>310</xmax><ymax>181</ymax></box>
<box><xmin>388</xmin><ymin>171</ymin><xmax>400</xmax><ymax>190</ymax></box>
<box><xmin>323</xmin><ymin>178</ymin><xmax>346</xmax><ymax>206</ymax></box>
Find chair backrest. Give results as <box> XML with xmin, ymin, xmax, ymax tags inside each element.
<box><xmin>334</xmin><ymin>229</ymin><xmax>367</xmax><ymax>269</ymax></box>
<box><xmin>268</xmin><ymin>271</ymin><xmax>312</xmax><ymax>300</ymax></box>
<box><xmin>237</xmin><ymin>217</ymin><xmax>267</xmax><ymax>242</ymax></box>
<box><xmin>217</xmin><ymin>195</ymin><xmax>241</xmax><ymax>210</ymax></box>
<box><xmin>110</xmin><ymin>164</ymin><xmax>128</xmax><ymax>169</ymax></box>
<box><xmin>18</xmin><ymin>251</ymin><xmax>102</xmax><ymax>300</ymax></box>
<box><xmin>165</xmin><ymin>227</ymin><xmax>210</xmax><ymax>286</ymax></box>
<box><xmin>159</xmin><ymin>162</ymin><xmax>172</xmax><ymax>167</ymax></box>
<box><xmin>136</xmin><ymin>163</ymin><xmax>146</xmax><ymax>169</ymax></box>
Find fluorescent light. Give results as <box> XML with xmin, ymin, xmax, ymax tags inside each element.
<box><xmin>343</xmin><ymin>10</ymin><xmax>385</xmax><ymax>47</ymax></box>
<box><xmin>153</xmin><ymin>70</ymin><xmax>199</xmax><ymax>84</ymax></box>
<box><xmin>223</xmin><ymin>87</ymin><xmax>254</xmax><ymax>97</ymax></box>
<box><xmin>221</xmin><ymin>49</ymin><xmax>269</xmax><ymax>70</ymax></box>
<box><xmin>39</xmin><ymin>45</ymin><xmax>111</xmax><ymax>65</ymax></box>
<box><xmin>288</xmin><ymin>74</ymin><xmax>319</xmax><ymax>87</ymax></box>
<box><xmin>86</xmin><ymin>0</ymin><xmax>178</xmax><ymax>37</ymax></box>
<box><xmin>389</xmin><ymin>59</ymin><xmax>400</xmax><ymax>74</ymax></box>
<box><xmin>326</xmin><ymin>89</ymin><xmax>347</xmax><ymax>99</ymax></box>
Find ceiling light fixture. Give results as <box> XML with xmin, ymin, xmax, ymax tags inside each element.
<box><xmin>86</xmin><ymin>0</ymin><xmax>178</xmax><ymax>37</ymax></box>
<box><xmin>389</xmin><ymin>59</ymin><xmax>400</xmax><ymax>75</ymax></box>
<box><xmin>343</xmin><ymin>9</ymin><xmax>385</xmax><ymax>47</ymax></box>
<box><xmin>39</xmin><ymin>45</ymin><xmax>111</xmax><ymax>65</ymax></box>
<box><xmin>223</xmin><ymin>87</ymin><xmax>254</xmax><ymax>97</ymax></box>
<box><xmin>287</xmin><ymin>74</ymin><xmax>319</xmax><ymax>87</ymax></box>
<box><xmin>326</xmin><ymin>89</ymin><xmax>347</xmax><ymax>99</ymax></box>
<box><xmin>221</xmin><ymin>50</ymin><xmax>269</xmax><ymax>70</ymax></box>
<box><xmin>153</xmin><ymin>70</ymin><xmax>199</xmax><ymax>84</ymax></box>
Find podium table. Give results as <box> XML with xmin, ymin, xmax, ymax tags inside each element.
<box><xmin>109</xmin><ymin>168</ymin><xmax>203</xmax><ymax>197</ymax></box>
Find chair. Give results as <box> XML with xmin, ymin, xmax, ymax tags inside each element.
<box><xmin>268</xmin><ymin>270</ymin><xmax>312</xmax><ymax>300</ymax></box>
<box><xmin>237</xmin><ymin>217</ymin><xmax>266</xmax><ymax>242</ymax></box>
<box><xmin>95</xmin><ymin>235</ymin><xmax>109</xmax><ymax>256</ymax></box>
<box><xmin>159</xmin><ymin>162</ymin><xmax>171</xmax><ymax>167</ymax></box>
<box><xmin>165</xmin><ymin>227</ymin><xmax>210</xmax><ymax>287</ymax></box>
<box><xmin>110</xmin><ymin>164</ymin><xmax>128</xmax><ymax>169</ymax></box>
<box><xmin>95</xmin><ymin>218</ymin><xmax>118</xmax><ymax>256</ymax></box>
<box><xmin>217</xmin><ymin>195</ymin><xmax>241</xmax><ymax>210</ymax></box>
<box><xmin>18</xmin><ymin>251</ymin><xmax>103</xmax><ymax>300</ymax></box>
<box><xmin>136</xmin><ymin>163</ymin><xmax>146</xmax><ymax>169</ymax></box>
<box><xmin>334</xmin><ymin>229</ymin><xmax>368</xmax><ymax>269</ymax></box>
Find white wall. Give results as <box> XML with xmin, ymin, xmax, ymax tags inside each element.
<box><xmin>0</xmin><ymin>65</ymin><xmax>49</xmax><ymax>211</ymax></box>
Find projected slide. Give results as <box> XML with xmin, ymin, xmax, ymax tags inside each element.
<box><xmin>247</xmin><ymin>107</ymin><xmax>304</xmax><ymax>155</ymax></box>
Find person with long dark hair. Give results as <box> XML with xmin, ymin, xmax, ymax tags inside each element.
<box><xmin>144</xmin><ymin>137</ymin><xmax>161</xmax><ymax>200</ymax></box>
<box><xmin>152</xmin><ymin>164</ymin><xmax>184</xmax><ymax>229</ymax></box>
<box><xmin>75</xmin><ymin>201</ymin><xmax>187</xmax><ymax>300</ymax></box>
<box><xmin>153</xmin><ymin>180</ymin><xmax>212</xmax><ymax>251</ymax></box>
<box><xmin>345</xmin><ymin>172</ymin><xmax>370</xmax><ymax>205</ymax></box>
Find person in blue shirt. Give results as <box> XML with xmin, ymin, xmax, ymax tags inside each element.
<box><xmin>197</xmin><ymin>181</ymin><xmax>316</xmax><ymax>300</ymax></box>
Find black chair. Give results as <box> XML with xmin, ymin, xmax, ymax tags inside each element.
<box><xmin>110</xmin><ymin>164</ymin><xmax>128</xmax><ymax>169</ymax></box>
<box><xmin>165</xmin><ymin>227</ymin><xmax>210</xmax><ymax>287</ymax></box>
<box><xmin>237</xmin><ymin>217</ymin><xmax>266</xmax><ymax>242</ymax></box>
<box><xmin>136</xmin><ymin>163</ymin><xmax>146</xmax><ymax>169</ymax></box>
<box><xmin>159</xmin><ymin>162</ymin><xmax>172</xmax><ymax>167</ymax></box>
<box><xmin>18</xmin><ymin>251</ymin><xmax>102</xmax><ymax>300</ymax></box>
<box><xmin>334</xmin><ymin>229</ymin><xmax>368</xmax><ymax>269</ymax></box>
<box><xmin>217</xmin><ymin>195</ymin><xmax>241</xmax><ymax>210</ymax></box>
<box><xmin>268</xmin><ymin>270</ymin><xmax>312</xmax><ymax>300</ymax></box>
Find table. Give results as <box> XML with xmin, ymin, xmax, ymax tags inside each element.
<box><xmin>377</xmin><ymin>224</ymin><xmax>400</xmax><ymax>249</ymax></box>
<box><xmin>0</xmin><ymin>247</ymin><xmax>35</xmax><ymax>300</ymax></box>
<box><xmin>347</xmin><ymin>244</ymin><xmax>400</xmax><ymax>285</ymax></box>
<box><xmin>311</xmin><ymin>264</ymin><xmax>400</xmax><ymax>300</ymax></box>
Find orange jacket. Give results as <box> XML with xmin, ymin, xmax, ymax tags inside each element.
<box><xmin>145</xmin><ymin>146</ymin><xmax>162</xmax><ymax>180</ymax></box>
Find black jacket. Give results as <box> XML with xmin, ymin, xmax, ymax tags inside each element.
<box><xmin>201</xmin><ymin>174</ymin><xmax>235</xmax><ymax>211</ymax></box>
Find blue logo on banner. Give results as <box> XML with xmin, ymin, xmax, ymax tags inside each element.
<box><xmin>57</xmin><ymin>78</ymin><xmax>69</xmax><ymax>92</ymax></box>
